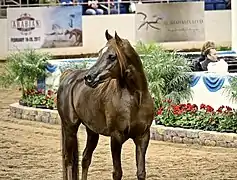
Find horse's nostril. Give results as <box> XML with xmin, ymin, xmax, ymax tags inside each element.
<box><xmin>85</xmin><ymin>75</ymin><xmax>93</xmax><ymax>83</ymax></box>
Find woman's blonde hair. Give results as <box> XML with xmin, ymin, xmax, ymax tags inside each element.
<box><xmin>201</xmin><ymin>41</ymin><xmax>216</xmax><ymax>56</ymax></box>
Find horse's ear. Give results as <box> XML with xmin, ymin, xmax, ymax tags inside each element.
<box><xmin>115</xmin><ymin>31</ymin><xmax>123</xmax><ymax>46</ymax></box>
<box><xmin>105</xmin><ymin>29</ymin><xmax>113</xmax><ymax>41</ymax></box>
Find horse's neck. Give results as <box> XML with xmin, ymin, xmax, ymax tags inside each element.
<box><xmin>120</xmin><ymin>65</ymin><xmax>148</xmax><ymax>105</ymax></box>
<box><xmin>124</xmin><ymin>64</ymin><xmax>148</xmax><ymax>89</ymax></box>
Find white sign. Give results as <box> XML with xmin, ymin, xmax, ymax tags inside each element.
<box><xmin>135</xmin><ymin>2</ymin><xmax>205</xmax><ymax>43</ymax></box>
<box><xmin>7</xmin><ymin>6</ymin><xmax>83</xmax><ymax>50</ymax></box>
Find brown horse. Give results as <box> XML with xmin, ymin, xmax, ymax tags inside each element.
<box><xmin>57</xmin><ymin>30</ymin><xmax>154</xmax><ymax>180</ymax></box>
<box><xmin>65</xmin><ymin>29</ymin><xmax>82</xmax><ymax>46</ymax></box>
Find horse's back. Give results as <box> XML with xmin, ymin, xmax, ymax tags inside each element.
<box><xmin>57</xmin><ymin>69</ymin><xmax>88</xmax><ymax>122</ymax></box>
<box><xmin>59</xmin><ymin>69</ymin><xmax>87</xmax><ymax>87</ymax></box>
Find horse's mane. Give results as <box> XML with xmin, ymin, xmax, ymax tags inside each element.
<box><xmin>109</xmin><ymin>38</ymin><xmax>145</xmax><ymax>77</ymax></box>
<box><xmin>110</xmin><ymin>40</ymin><xmax>127</xmax><ymax>78</ymax></box>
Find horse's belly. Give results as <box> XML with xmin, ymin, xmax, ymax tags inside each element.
<box><xmin>78</xmin><ymin>104</ymin><xmax>131</xmax><ymax>136</ymax></box>
<box><xmin>76</xmin><ymin>101</ymin><xmax>111</xmax><ymax>136</ymax></box>
<box><xmin>80</xmin><ymin>114</ymin><xmax>111</xmax><ymax>136</ymax></box>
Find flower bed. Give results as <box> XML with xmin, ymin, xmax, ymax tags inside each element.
<box><xmin>155</xmin><ymin>100</ymin><xmax>237</xmax><ymax>133</ymax></box>
<box><xmin>19</xmin><ymin>89</ymin><xmax>57</xmax><ymax>110</ymax></box>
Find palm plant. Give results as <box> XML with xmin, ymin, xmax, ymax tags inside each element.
<box><xmin>135</xmin><ymin>41</ymin><xmax>193</xmax><ymax>109</ymax></box>
<box><xmin>0</xmin><ymin>49</ymin><xmax>51</xmax><ymax>97</ymax></box>
<box><xmin>223</xmin><ymin>76</ymin><xmax>237</xmax><ymax>103</ymax></box>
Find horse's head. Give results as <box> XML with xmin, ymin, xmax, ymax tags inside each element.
<box><xmin>84</xmin><ymin>30</ymin><xmax>131</xmax><ymax>88</ymax></box>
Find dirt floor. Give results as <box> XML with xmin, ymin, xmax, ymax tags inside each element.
<box><xmin>1</xmin><ymin>62</ymin><xmax>237</xmax><ymax>180</ymax></box>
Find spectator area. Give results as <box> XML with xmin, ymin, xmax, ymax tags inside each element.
<box><xmin>59</xmin><ymin>0</ymin><xmax>230</xmax><ymax>15</ymax></box>
<box><xmin>168</xmin><ymin>0</ymin><xmax>230</xmax><ymax>10</ymax></box>
<box><xmin>0</xmin><ymin>0</ymin><xmax>231</xmax><ymax>18</ymax></box>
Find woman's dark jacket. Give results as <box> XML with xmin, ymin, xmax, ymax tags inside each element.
<box><xmin>190</xmin><ymin>55</ymin><xmax>213</xmax><ymax>72</ymax></box>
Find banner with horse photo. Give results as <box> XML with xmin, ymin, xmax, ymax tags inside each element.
<box><xmin>135</xmin><ymin>1</ymin><xmax>205</xmax><ymax>43</ymax></box>
<box><xmin>7</xmin><ymin>6</ymin><xmax>83</xmax><ymax>50</ymax></box>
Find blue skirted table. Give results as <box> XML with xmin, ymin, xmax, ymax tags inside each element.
<box><xmin>187</xmin><ymin>72</ymin><xmax>237</xmax><ymax>110</ymax></box>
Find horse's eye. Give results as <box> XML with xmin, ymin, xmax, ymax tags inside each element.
<box><xmin>108</xmin><ymin>54</ymin><xmax>116</xmax><ymax>61</ymax></box>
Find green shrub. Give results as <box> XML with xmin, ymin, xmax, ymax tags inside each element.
<box><xmin>223</xmin><ymin>76</ymin><xmax>237</xmax><ymax>103</ymax></box>
<box><xmin>0</xmin><ymin>49</ymin><xmax>51</xmax><ymax>97</ymax></box>
<box><xmin>135</xmin><ymin>42</ymin><xmax>193</xmax><ymax>109</ymax></box>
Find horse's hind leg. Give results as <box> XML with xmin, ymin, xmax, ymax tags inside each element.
<box><xmin>81</xmin><ymin>127</ymin><xmax>99</xmax><ymax>180</ymax></box>
<box><xmin>61</xmin><ymin>122</ymin><xmax>80</xmax><ymax>180</ymax></box>
<box><xmin>133</xmin><ymin>130</ymin><xmax>150</xmax><ymax>180</ymax></box>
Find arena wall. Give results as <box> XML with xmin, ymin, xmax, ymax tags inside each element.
<box><xmin>0</xmin><ymin>10</ymin><xmax>232</xmax><ymax>60</ymax></box>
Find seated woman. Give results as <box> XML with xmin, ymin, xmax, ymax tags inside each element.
<box><xmin>190</xmin><ymin>41</ymin><xmax>216</xmax><ymax>71</ymax></box>
<box><xmin>191</xmin><ymin>42</ymin><xmax>228</xmax><ymax>73</ymax></box>
<box><xmin>200</xmin><ymin>47</ymin><xmax>218</xmax><ymax>71</ymax></box>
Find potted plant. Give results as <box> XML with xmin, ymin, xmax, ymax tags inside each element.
<box><xmin>0</xmin><ymin>48</ymin><xmax>52</xmax><ymax>106</ymax></box>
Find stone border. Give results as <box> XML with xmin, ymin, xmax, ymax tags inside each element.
<box><xmin>10</xmin><ymin>103</ymin><xmax>60</xmax><ymax>125</ymax></box>
<box><xmin>9</xmin><ymin>103</ymin><xmax>237</xmax><ymax>148</ymax></box>
<box><xmin>151</xmin><ymin>125</ymin><xmax>237</xmax><ymax>148</ymax></box>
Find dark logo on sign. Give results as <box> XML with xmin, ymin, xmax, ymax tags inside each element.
<box><xmin>11</xmin><ymin>13</ymin><xmax>41</xmax><ymax>35</ymax></box>
<box><xmin>137</xmin><ymin>12</ymin><xmax>163</xmax><ymax>31</ymax></box>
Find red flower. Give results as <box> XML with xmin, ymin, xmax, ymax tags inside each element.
<box><xmin>173</xmin><ymin>109</ymin><xmax>183</xmax><ymax>115</ymax></box>
<box><xmin>206</xmin><ymin>105</ymin><xmax>214</xmax><ymax>112</ymax></box>
<box><xmin>217</xmin><ymin>105</ymin><xmax>225</xmax><ymax>113</ymax></box>
<box><xmin>37</xmin><ymin>89</ymin><xmax>44</xmax><ymax>94</ymax></box>
<box><xmin>217</xmin><ymin>108</ymin><xmax>222</xmax><ymax>113</ymax></box>
<box><xmin>167</xmin><ymin>99</ymin><xmax>172</xmax><ymax>103</ymax></box>
<box><xmin>187</xmin><ymin>103</ymin><xmax>193</xmax><ymax>111</ymax></box>
<box><xmin>173</xmin><ymin>105</ymin><xmax>180</xmax><ymax>110</ymax></box>
<box><xmin>157</xmin><ymin>108</ymin><xmax>163</xmax><ymax>115</ymax></box>
<box><xmin>226</xmin><ymin>106</ymin><xmax>232</xmax><ymax>111</ymax></box>
<box><xmin>200</xmin><ymin>103</ymin><xmax>206</xmax><ymax>109</ymax></box>
<box><xmin>192</xmin><ymin>104</ymin><xmax>198</xmax><ymax>109</ymax></box>
<box><xmin>47</xmin><ymin>90</ymin><xmax>54</xmax><ymax>96</ymax></box>
<box><xmin>179</xmin><ymin>104</ymin><xmax>186</xmax><ymax>109</ymax></box>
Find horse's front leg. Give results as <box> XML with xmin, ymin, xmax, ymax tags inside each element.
<box><xmin>81</xmin><ymin>127</ymin><xmax>99</xmax><ymax>180</ymax></box>
<box><xmin>133</xmin><ymin>130</ymin><xmax>150</xmax><ymax>180</ymax></box>
<box><xmin>110</xmin><ymin>135</ymin><xmax>125</xmax><ymax>180</ymax></box>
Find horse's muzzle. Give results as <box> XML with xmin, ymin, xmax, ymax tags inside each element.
<box><xmin>84</xmin><ymin>74</ymin><xmax>99</xmax><ymax>88</ymax></box>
